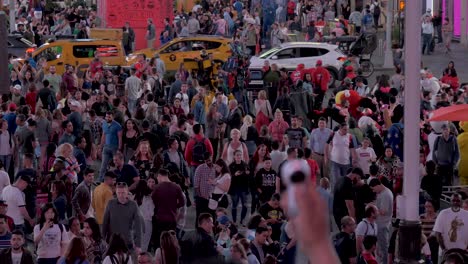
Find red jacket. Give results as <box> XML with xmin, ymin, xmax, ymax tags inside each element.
<box><xmin>312</xmin><ymin>66</ymin><xmax>330</xmax><ymax>92</ymax></box>
<box><xmin>184</xmin><ymin>134</ymin><xmax>214</xmax><ymax>166</ymax></box>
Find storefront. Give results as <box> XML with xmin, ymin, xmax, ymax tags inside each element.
<box><xmin>441</xmin><ymin>0</ymin><xmax>468</xmax><ymax>38</ymax></box>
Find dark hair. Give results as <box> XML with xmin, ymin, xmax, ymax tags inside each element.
<box><xmin>39</xmin><ymin>203</ymin><xmax>59</xmax><ymax>228</ymax></box>
<box><xmin>304</xmin><ymin>148</ymin><xmax>312</xmax><ymax>158</ymax></box>
<box><xmin>215</xmin><ymin>159</ymin><xmax>230</xmax><ymax>175</ymax></box>
<box><xmin>83</xmin><ymin>167</ymin><xmax>95</xmax><ymax>176</ymax></box>
<box><xmin>255</xmin><ymin>226</ymin><xmax>269</xmax><ymax>235</ymax></box>
<box><xmin>363</xmin><ymin>235</ymin><xmax>378</xmax><ymax>250</ymax></box>
<box><xmin>11</xmin><ymin>229</ymin><xmax>24</xmax><ymax>237</ymax></box>
<box><xmin>287</xmin><ymin>147</ymin><xmax>296</xmax><ymax>155</ymax></box>
<box><xmin>271</xmin><ymin>193</ymin><xmax>281</xmax><ymax>201</ymax></box>
<box><xmin>160</xmin><ymin>231</ymin><xmax>180</xmax><ymax>264</ymax></box>
<box><xmin>369</xmin><ymin>164</ymin><xmax>379</xmax><ymax>176</ymax></box>
<box><xmin>52</xmin><ymin>180</ymin><xmax>66</xmax><ymax>197</ymax></box>
<box><xmin>364</xmin><ymin>205</ymin><xmax>377</xmax><ymax>218</ymax></box>
<box><xmin>193</xmin><ymin>123</ymin><xmax>202</xmax><ymax>134</ymax></box>
<box><xmin>65</xmin><ymin>237</ymin><xmax>87</xmax><ymax>264</ymax></box>
<box><xmin>247</xmin><ymin>214</ymin><xmax>264</xmax><ymax>229</ymax></box>
<box><xmin>0</xmin><ymin>214</ymin><xmax>7</xmax><ymax>222</ymax></box>
<box><xmin>24</xmin><ymin>153</ymin><xmax>34</xmax><ymax>161</ymax></box>
<box><xmin>296</xmin><ymin>148</ymin><xmax>304</xmax><ymax>158</ymax></box>
<box><xmin>198</xmin><ymin>213</ymin><xmax>213</xmax><ymax>227</ymax></box>
<box><xmin>167</xmin><ymin>137</ymin><xmax>178</xmax><ymax>147</ymax></box>
<box><xmin>133</xmin><ymin>180</ymin><xmax>152</xmax><ymax>206</ymax></box>
<box><xmin>62</xmin><ymin>120</ymin><xmax>71</xmax><ymax>129</ymax></box>
<box><xmin>369</xmin><ymin>178</ymin><xmax>382</xmax><ymax>187</ymax></box>
<box><xmin>271</xmin><ymin>140</ymin><xmax>280</xmax><ymax>150</ymax></box>
<box><xmin>74</xmin><ymin>136</ymin><xmax>85</xmax><ymax>146</ymax></box>
<box><xmin>106</xmin><ymin>233</ymin><xmax>129</xmax><ymax>256</ymax></box>
<box><xmin>350</xmin><ymin>167</ymin><xmax>364</xmax><ymax>178</ymax></box>
<box><xmin>157</xmin><ymin>168</ymin><xmax>170</xmax><ymax>177</ymax></box>
<box><xmin>84</xmin><ymin>217</ymin><xmax>102</xmax><ymax>243</ymax></box>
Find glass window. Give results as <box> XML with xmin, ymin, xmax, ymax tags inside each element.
<box><xmin>275</xmin><ymin>48</ymin><xmax>297</xmax><ymax>59</ymax></box>
<box><xmin>37</xmin><ymin>46</ymin><xmax>63</xmax><ymax>61</ymax></box>
<box><xmin>161</xmin><ymin>41</ymin><xmax>190</xmax><ymax>53</ymax></box>
<box><xmin>299</xmin><ymin>48</ymin><xmax>320</xmax><ymax>57</ymax></box>
<box><xmin>259</xmin><ymin>47</ymin><xmax>280</xmax><ymax>59</ymax></box>
<box><xmin>318</xmin><ymin>48</ymin><xmax>330</xmax><ymax>56</ymax></box>
<box><xmin>72</xmin><ymin>45</ymin><xmax>118</xmax><ymax>58</ymax></box>
<box><xmin>204</xmin><ymin>41</ymin><xmax>222</xmax><ymax>50</ymax></box>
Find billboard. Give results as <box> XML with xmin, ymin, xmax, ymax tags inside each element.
<box><xmin>98</xmin><ymin>0</ymin><xmax>174</xmax><ymax>50</ymax></box>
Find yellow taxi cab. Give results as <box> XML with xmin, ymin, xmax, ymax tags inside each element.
<box><xmin>126</xmin><ymin>35</ymin><xmax>232</xmax><ymax>71</ymax></box>
<box><xmin>14</xmin><ymin>39</ymin><xmax>126</xmax><ymax>78</ymax></box>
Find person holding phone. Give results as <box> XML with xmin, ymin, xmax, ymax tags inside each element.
<box><xmin>33</xmin><ymin>203</ymin><xmax>70</xmax><ymax>264</ymax></box>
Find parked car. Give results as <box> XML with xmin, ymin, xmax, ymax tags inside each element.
<box><xmin>248</xmin><ymin>42</ymin><xmax>344</xmax><ymax>89</ymax></box>
<box><xmin>8</xmin><ymin>35</ymin><xmax>37</xmax><ymax>58</ymax></box>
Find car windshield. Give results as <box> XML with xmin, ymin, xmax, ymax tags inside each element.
<box><xmin>259</xmin><ymin>48</ymin><xmax>280</xmax><ymax>59</ymax></box>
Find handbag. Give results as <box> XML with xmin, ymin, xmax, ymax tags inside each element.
<box><xmin>208</xmin><ymin>193</ymin><xmax>225</xmax><ymax>210</ymax></box>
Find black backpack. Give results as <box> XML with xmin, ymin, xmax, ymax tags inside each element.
<box><xmin>373</xmin><ymin>4</ymin><xmax>381</xmax><ymax>17</ymax></box>
<box><xmin>192</xmin><ymin>137</ymin><xmax>207</xmax><ymax>163</ymax></box>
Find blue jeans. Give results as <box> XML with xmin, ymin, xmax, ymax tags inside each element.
<box><xmin>377</xmin><ymin>224</ymin><xmax>390</xmax><ymax>264</ymax></box>
<box><xmin>100</xmin><ymin>145</ymin><xmax>118</xmax><ymax>181</ymax></box>
<box><xmin>422</xmin><ymin>33</ymin><xmax>433</xmax><ymax>54</ymax></box>
<box><xmin>0</xmin><ymin>155</ymin><xmax>12</xmax><ymax>180</ymax></box>
<box><xmin>128</xmin><ymin>98</ymin><xmax>138</xmax><ymax>115</ymax></box>
<box><xmin>330</xmin><ymin>161</ymin><xmax>350</xmax><ymax>187</ymax></box>
<box><xmin>231</xmin><ymin>191</ymin><xmax>248</xmax><ymax>223</ymax></box>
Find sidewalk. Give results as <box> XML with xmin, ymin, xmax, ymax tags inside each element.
<box><xmin>371</xmin><ymin>31</ymin><xmax>468</xmax><ymax>82</ymax></box>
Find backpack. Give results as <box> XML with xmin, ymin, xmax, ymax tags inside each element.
<box><xmin>357</xmin><ymin>254</ymin><xmax>368</xmax><ymax>264</ymax></box>
<box><xmin>192</xmin><ymin>137</ymin><xmax>207</xmax><ymax>163</ymax></box>
<box><xmin>373</xmin><ymin>4</ymin><xmax>381</xmax><ymax>17</ymax></box>
<box><xmin>333</xmin><ymin>234</ymin><xmax>346</xmax><ymax>256</ymax></box>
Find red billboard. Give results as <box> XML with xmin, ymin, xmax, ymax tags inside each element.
<box><xmin>98</xmin><ymin>0</ymin><xmax>173</xmax><ymax>50</ymax></box>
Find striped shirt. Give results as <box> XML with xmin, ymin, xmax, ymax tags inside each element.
<box><xmin>0</xmin><ymin>232</ymin><xmax>11</xmax><ymax>249</ymax></box>
<box><xmin>420</xmin><ymin>213</ymin><xmax>437</xmax><ymax>237</ymax></box>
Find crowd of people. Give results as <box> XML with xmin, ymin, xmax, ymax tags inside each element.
<box><xmin>2</xmin><ymin>0</ymin><xmax>468</xmax><ymax>264</ymax></box>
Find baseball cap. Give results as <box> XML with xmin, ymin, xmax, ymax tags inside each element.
<box><xmin>8</xmin><ymin>103</ymin><xmax>17</xmax><ymax>111</ymax></box>
<box><xmin>13</xmin><ymin>84</ymin><xmax>22</xmax><ymax>91</ymax></box>
<box><xmin>316</xmin><ymin>60</ymin><xmax>323</xmax><ymax>66</ymax></box>
<box><xmin>217</xmin><ymin>215</ymin><xmax>230</xmax><ymax>225</ymax></box>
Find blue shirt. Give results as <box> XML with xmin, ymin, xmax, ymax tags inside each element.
<box><xmin>309</xmin><ymin>128</ymin><xmax>333</xmax><ymax>154</ymax></box>
<box><xmin>102</xmin><ymin>120</ymin><xmax>122</xmax><ymax>147</ymax></box>
<box><xmin>114</xmin><ymin>164</ymin><xmax>139</xmax><ymax>186</ymax></box>
<box><xmin>3</xmin><ymin>113</ymin><xmax>17</xmax><ymax>135</ymax></box>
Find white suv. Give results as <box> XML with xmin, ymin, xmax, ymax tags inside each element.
<box><xmin>248</xmin><ymin>42</ymin><xmax>344</xmax><ymax>88</ymax></box>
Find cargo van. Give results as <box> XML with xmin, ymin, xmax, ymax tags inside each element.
<box><xmin>15</xmin><ymin>39</ymin><xmax>126</xmax><ymax>78</ymax></box>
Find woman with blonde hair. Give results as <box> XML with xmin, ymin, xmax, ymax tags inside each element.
<box><xmin>51</xmin><ymin>109</ymin><xmax>65</xmax><ymax>144</ymax></box>
<box><xmin>254</xmin><ymin>90</ymin><xmax>273</xmax><ymax>133</ymax></box>
<box><xmin>230</xmin><ymin>243</ymin><xmax>248</xmax><ymax>264</ymax></box>
<box><xmin>130</xmin><ymin>141</ymin><xmax>153</xmax><ymax>180</ymax></box>
<box><xmin>240</xmin><ymin>115</ymin><xmax>259</xmax><ymax>157</ymax></box>
<box><xmin>222</xmin><ymin>129</ymin><xmax>249</xmax><ymax>165</ymax></box>
<box><xmin>155</xmin><ymin>230</ymin><xmax>180</xmax><ymax>264</ymax></box>
<box><xmin>55</xmin><ymin>143</ymin><xmax>80</xmax><ymax>183</ymax></box>
<box><xmin>267</xmin><ymin>109</ymin><xmax>289</xmax><ymax>144</ymax></box>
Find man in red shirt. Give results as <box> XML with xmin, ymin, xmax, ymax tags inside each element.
<box><xmin>184</xmin><ymin>124</ymin><xmax>214</xmax><ymax>185</ymax></box>
<box><xmin>312</xmin><ymin>60</ymin><xmax>330</xmax><ymax>110</ymax></box>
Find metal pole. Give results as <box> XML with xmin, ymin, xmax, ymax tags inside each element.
<box><xmin>396</xmin><ymin>0</ymin><xmax>422</xmax><ymax>263</ymax></box>
<box><xmin>0</xmin><ymin>12</ymin><xmax>10</xmax><ymax>95</ymax></box>
<box><xmin>382</xmin><ymin>0</ymin><xmax>394</xmax><ymax>68</ymax></box>
<box><xmin>461</xmin><ymin>0</ymin><xmax>468</xmax><ymax>46</ymax></box>
<box><xmin>9</xmin><ymin>0</ymin><xmax>15</xmax><ymax>33</ymax></box>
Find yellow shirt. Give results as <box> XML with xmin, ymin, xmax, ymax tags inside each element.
<box><xmin>92</xmin><ymin>183</ymin><xmax>114</xmax><ymax>224</ymax></box>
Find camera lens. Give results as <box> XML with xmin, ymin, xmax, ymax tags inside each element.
<box><xmin>290</xmin><ymin>171</ymin><xmax>306</xmax><ymax>183</ymax></box>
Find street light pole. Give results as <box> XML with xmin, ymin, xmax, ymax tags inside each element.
<box><xmin>9</xmin><ymin>0</ymin><xmax>15</xmax><ymax>33</ymax></box>
<box><xmin>382</xmin><ymin>0</ymin><xmax>394</xmax><ymax>68</ymax></box>
<box><xmin>396</xmin><ymin>0</ymin><xmax>422</xmax><ymax>263</ymax></box>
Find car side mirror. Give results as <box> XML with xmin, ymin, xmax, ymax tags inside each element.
<box><xmin>271</xmin><ymin>55</ymin><xmax>278</xmax><ymax>60</ymax></box>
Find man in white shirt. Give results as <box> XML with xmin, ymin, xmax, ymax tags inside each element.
<box><xmin>355</xmin><ymin>204</ymin><xmax>378</xmax><ymax>253</ymax></box>
<box><xmin>433</xmin><ymin>193</ymin><xmax>468</xmax><ymax>257</ymax></box>
<box><xmin>325</xmin><ymin>123</ymin><xmax>358</xmax><ymax>188</ymax></box>
<box><xmin>1</xmin><ymin>176</ymin><xmax>34</xmax><ymax>231</ymax></box>
<box><xmin>175</xmin><ymin>83</ymin><xmax>190</xmax><ymax>114</ymax></box>
<box><xmin>422</xmin><ymin>16</ymin><xmax>434</xmax><ymax>55</ymax></box>
<box><xmin>0</xmin><ymin>161</ymin><xmax>10</xmax><ymax>200</ymax></box>
<box><xmin>369</xmin><ymin>178</ymin><xmax>394</xmax><ymax>264</ymax></box>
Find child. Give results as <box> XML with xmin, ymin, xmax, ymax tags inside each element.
<box><xmin>356</xmin><ymin>138</ymin><xmax>377</xmax><ymax>177</ymax></box>
<box><xmin>255</xmin><ymin>157</ymin><xmax>279</xmax><ymax>204</ymax></box>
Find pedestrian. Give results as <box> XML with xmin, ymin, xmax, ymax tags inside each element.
<box><xmin>333</xmin><ymin>216</ymin><xmax>357</xmax><ymax>264</ymax></box>
<box><xmin>99</xmin><ymin>112</ymin><xmax>122</xmax><ymax>181</ymax></box>
<box><xmin>155</xmin><ymin>231</ymin><xmax>180</xmax><ymax>264</ymax></box>
<box><xmin>146</xmin><ymin>19</ymin><xmax>156</xmax><ymax>48</ymax></box>
<box><xmin>82</xmin><ymin>217</ymin><xmax>107</xmax><ymax>264</ymax></box>
<box><xmin>102</xmin><ymin>182</ymin><xmax>142</xmax><ymax>254</ymax></box>
<box><xmin>57</xmin><ymin>237</ymin><xmax>90</xmax><ymax>264</ymax></box>
<box><xmin>0</xmin><ymin>229</ymin><xmax>35</xmax><ymax>264</ymax></box>
<box><xmin>102</xmin><ymin>234</ymin><xmax>134</xmax><ymax>264</ymax></box>
<box><xmin>92</xmin><ymin>171</ymin><xmax>116</xmax><ymax>225</ymax></box>
<box><xmin>71</xmin><ymin>168</ymin><xmax>95</xmax><ymax>223</ymax></box>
